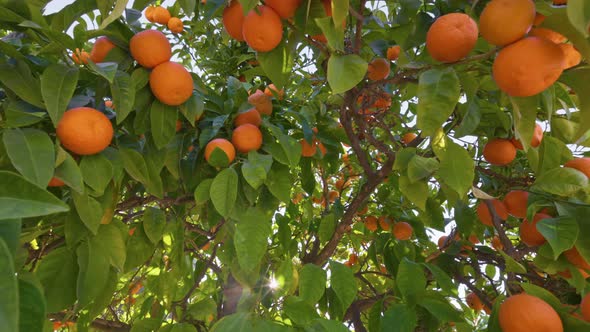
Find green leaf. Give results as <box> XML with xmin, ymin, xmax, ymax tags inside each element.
<box><xmin>210</xmin><ymin>168</ymin><xmax>238</xmax><ymax>217</ymax></box>
<box><xmin>210</xmin><ymin>313</ymin><xmax>252</xmax><ymax>332</ymax></box>
<box><xmin>40</xmin><ymin>64</ymin><xmax>79</xmax><ymax>126</ymax></box>
<box><xmin>99</xmin><ymin>0</ymin><xmax>129</xmax><ymax>29</ymax></box>
<box><xmin>0</xmin><ymin>171</ymin><xmax>69</xmax><ymax>218</ymax></box>
<box><xmin>257</xmin><ymin>40</ymin><xmax>294</xmax><ymax>89</ymax></box>
<box><xmin>380</xmin><ymin>303</ymin><xmax>418</xmax><ymax>332</ymax></box>
<box><xmin>242</xmin><ymin>152</ymin><xmax>273</xmax><ymax>189</ymax></box>
<box><xmin>0</xmin><ymin>238</ymin><xmax>18</xmax><ymax>332</ymax></box>
<box><xmin>72</xmin><ymin>191</ymin><xmax>103</xmax><ymax>235</ymax></box>
<box><xmin>124</xmin><ymin>226</ymin><xmax>154</xmax><ymax>272</ymax></box>
<box><xmin>318</xmin><ymin>213</ymin><xmax>336</xmax><ymax>244</ymax></box>
<box><xmin>54</xmin><ymin>152</ymin><xmax>84</xmax><ymax>193</ymax></box>
<box><xmin>396</xmin><ymin>258</ymin><xmax>426</xmax><ymax>302</ymax></box>
<box><xmin>331</xmin><ymin>0</ymin><xmax>349</xmax><ymax>27</ymax></box>
<box><xmin>329</xmin><ymin>261</ymin><xmax>357</xmax><ymax>313</ymax></box>
<box><xmin>532</xmin><ymin>167</ymin><xmax>589</xmax><ymax>196</ymax></box>
<box><xmin>393</xmin><ymin>148</ymin><xmax>417</xmax><ymax>171</ymax></box>
<box><xmin>537</xmin><ymin>216</ymin><xmax>579</xmax><ymax>259</ymax></box>
<box><xmin>150</xmin><ymin>101</ymin><xmax>178</xmax><ymax>149</ymax></box>
<box><xmin>179</xmin><ymin>93</ymin><xmax>204</xmax><ymax>126</ymax></box>
<box><xmin>283</xmin><ymin>296</ymin><xmax>319</xmax><ymax>325</ymax></box>
<box><xmin>80</xmin><ymin>154</ymin><xmax>113</xmax><ymax>195</ymax></box>
<box><xmin>18</xmin><ymin>276</ymin><xmax>46</xmax><ymax>332</ymax></box>
<box><xmin>544</xmin><ymin>8</ymin><xmax>590</xmax><ymax>63</ymax></box>
<box><xmin>407</xmin><ymin>156</ymin><xmax>439</xmax><ymax>183</ymax></box>
<box><xmin>120</xmin><ymin>148</ymin><xmax>150</xmax><ymax>184</ymax></box>
<box><xmin>417</xmin><ymin>68</ymin><xmax>460</xmax><ymax>136</ymax></box>
<box><xmin>194</xmin><ymin>179</ymin><xmax>213</xmax><ymax>205</ymax></box>
<box><xmin>234</xmin><ymin>208</ymin><xmax>271</xmax><ymax>273</ymax></box>
<box><xmin>536</xmin><ymin>136</ymin><xmax>573</xmax><ymax>176</ymax></box>
<box><xmin>560</xmin><ymin>68</ymin><xmax>590</xmax><ymax>141</ymax></box>
<box><xmin>131</xmin><ymin>67</ymin><xmax>150</xmax><ymax>91</ymax></box>
<box><xmin>399</xmin><ymin>175</ymin><xmax>428</xmax><ymax>210</ymax></box>
<box><xmin>2</xmin><ymin>128</ymin><xmax>55</xmax><ymax>187</ymax></box>
<box><xmin>111</xmin><ymin>71</ymin><xmax>136</xmax><ymax>124</ymax></box>
<box><xmin>432</xmin><ymin>130</ymin><xmax>474</xmax><ymax>198</ymax></box>
<box><xmin>299</xmin><ymin>264</ymin><xmax>327</xmax><ymax>305</ymax></box>
<box><xmin>519</xmin><ymin>283</ymin><xmax>563</xmax><ymax>309</ymax></box>
<box><xmin>418</xmin><ymin>294</ymin><xmax>463</xmax><ymax>323</ymax></box>
<box><xmin>36</xmin><ymin>247</ymin><xmax>78</xmax><ymax>312</ymax></box>
<box><xmin>315</xmin><ymin>16</ymin><xmax>344</xmax><ymax>51</ymax></box>
<box><xmin>327</xmin><ymin>54</ymin><xmax>368</xmax><ymax>94</ymax></box>
<box><xmin>510</xmin><ymin>96</ymin><xmax>538</xmax><ymax>152</ymax></box>
<box><xmin>0</xmin><ymin>60</ymin><xmax>44</xmax><ymax>108</ymax></box>
<box><xmin>76</xmin><ymin>240</ymin><xmax>110</xmax><ymax>307</ymax></box>
<box><xmin>143</xmin><ymin>207</ymin><xmax>166</xmax><ymax>244</ymax></box>
<box><xmin>0</xmin><ymin>219</ymin><xmax>20</xmax><ymax>257</ymax></box>
<box><xmin>566</xmin><ymin>0</ymin><xmax>590</xmax><ymax>37</ymax></box>
<box><xmin>423</xmin><ymin>263</ymin><xmax>455</xmax><ymax>295</ymax></box>
<box><xmin>94</xmin><ymin>223</ymin><xmax>126</xmax><ymax>271</ymax></box>
<box><xmin>264</xmin><ymin>163</ymin><xmax>292</xmax><ymax>203</ymax></box>
<box><xmin>498</xmin><ymin>250</ymin><xmax>527</xmax><ymax>273</ymax></box>
<box><xmin>87</xmin><ymin>61</ymin><xmax>118</xmax><ymax>83</ymax></box>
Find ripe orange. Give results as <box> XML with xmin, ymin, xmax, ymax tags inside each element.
<box><xmin>223</xmin><ymin>1</ymin><xmax>245</xmax><ymax>41</ymax></box>
<box><xmin>242</xmin><ymin>5</ymin><xmax>283</xmax><ymax>52</ymax></box>
<box><xmin>437</xmin><ymin>235</ymin><xmax>448</xmax><ymax>249</ymax></box>
<box><xmin>129</xmin><ymin>282</ymin><xmax>142</xmax><ymax>295</ymax></box>
<box><xmin>149</xmin><ymin>62</ymin><xmax>194</xmax><ymax>106</ymax></box>
<box><xmin>401</xmin><ymin>132</ymin><xmax>417</xmax><ymax>145</ymax></box>
<box><xmin>89</xmin><ymin>36</ymin><xmax>116</xmax><ymax>63</ymax></box>
<box><xmin>234</xmin><ymin>108</ymin><xmax>262</xmax><ymax>127</ymax></box>
<box><xmin>393</xmin><ymin>222</ymin><xmax>413</xmax><ymax>240</ymax></box>
<box><xmin>300</xmin><ymin>139</ymin><xmax>317</xmax><ymax>157</ymax></box>
<box><xmin>130</xmin><ymin>30</ymin><xmax>171</xmax><ymax>69</ymax></box>
<box><xmin>533</xmin><ymin>13</ymin><xmax>546</xmax><ymax>26</ymax></box>
<box><xmin>564</xmin><ymin>158</ymin><xmax>590</xmax><ymax>178</ymax></box>
<box><xmin>232</xmin><ymin>124</ymin><xmax>263</xmax><ymax>153</ymax></box>
<box><xmin>105</xmin><ymin>100</ymin><xmax>114</xmax><ymax>108</ymax></box>
<box><xmin>529</xmin><ymin>27</ymin><xmax>567</xmax><ymax>44</ymax></box>
<box><xmin>491</xmin><ymin>235</ymin><xmax>504</xmax><ymax>250</ymax></box>
<box><xmin>364</xmin><ymin>216</ymin><xmax>378</xmax><ymax>231</ymax></box>
<box><xmin>503</xmin><ymin>190</ymin><xmax>529</xmax><ymax>218</ymax></box>
<box><xmin>248</xmin><ymin>89</ymin><xmax>273</xmax><ymax>115</ymax></box>
<box><xmin>378</xmin><ymin>216</ymin><xmax>392</xmax><ymax>231</ymax></box>
<box><xmin>499</xmin><ymin>293</ymin><xmax>563</xmax><ymax>332</ymax></box>
<box><xmin>204</xmin><ymin>138</ymin><xmax>236</xmax><ymax>165</ymax></box>
<box><xmin>483</xmin><ymin>138</ymin><xmax>517</xmax><ymax>166</ymax></box>
<box><xmin>168</xmin><ymin>17</ymin><xmax>183</xmax><ymax>33</ymax></box>
<box><xmin>328</xmin><ymin>190</ymin><xmax>339</xmax><ymax>203</ymax></box>
<box><xmin>264</xmin><ymin>0</ymin><xmax>302</xmax><ymax>19</ymax></box>
<box><xmin>317</xmin><ymin>141</ymin><xmax>327</xmax><ymax>156</ymax></box>
<box><xmin>492</xmin><ymin>37</ymin><xmax>565</xmax><ymax>97</ymax></box>
<box><xmin>367</xmin><ymin>58</ymin><xmax>390</xmax><ymax>81</ymax></box>
<box><xmin>71</xmin><ymin>48</ymin><xmax>89</xmax><ymax>64</ymax></box>
<box><xmin>48</xmin><ymin>177</ymin><xmax>65</xmax><ymax>187</ymax></box>
<box><xmin>466</xmin><ymin>293</ymin><xmax>484</xmax><ymax>311</ymax></box>
<box><xmin>511</xmin><ymin>124</ymin><xmax>543</xmax><ymax>150</ymax></box>
<box><xmin>264</xmin><ymin>83</ymin><xmax>285</xmax><ymax>99</ymax></box>
<box><xmin>145</xmin><ymin>5</ymin><xmax>156</xmax><ymax>22</ymax></box>
<box><xmin>581</xmin><ymin>292</ymin><xmax>590</xmax><ymax>322</ymax></box>
<box><xmin>153</xmin><ymin>6</ymin><xmax>171</xmax><ymax>25</ymax></box>
<box><xmin>348</xmin><ymin>253</ymin><xmax>358</xmax><ymax>265</ymax></box>
<box><xmin>426</xmin><ymin>13</ymin><xmax>478</xmax><ymax>63</ymax></box>
<box><xmin>468</xmin><ymin>234</ymin><xmax>480</xmax><ymax>244</ymax></box>
<box><xmin>357</xmin><ymin>205</ymin><xmax>368</xmax><ymax>215</ymax></box>
<box><xmin>386</xmin><ymin>45</ymin><xmax>401</xmax><ymax>61</ymax></box>
<box><xmin>520</xmin><ymin>213</ymin><xmax>550</xmax><ymax>247</ymax></box>
<box><xmin>564</xmin><ymin>247</ymin><xmax>590</xmax><ymax>271</ymax></box>
<box><xmin>559</xmin><ymin>43</ymin><xmax>582</xmax><ymax>69</ymax></box>
<box><xmin>476</xmin><ymin>199</ymin><xmax>509</xmax><ymax>226</ymax></box>
<box><xmin>56</xmin><ymin>107</ymin><xmax>113</xmax><ymax>155</ymax></box>
<box><xmin>479</xmin><ymin>0</ymin><xmax>535</xmax><ymax>46</ymax></box>
<box><xmin>553</xmin><ymin>0</ymin><xmax>567</xmax><ymax>5</ymax></box>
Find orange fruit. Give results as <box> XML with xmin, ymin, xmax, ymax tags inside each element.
<box><xmin>243</xmin><ymin>5</ymin><xmax>283</xmax><ymax>52</ymax></box>
<box><xmin>553</xmin><ymin>0</ymin><xmax>567</xmax><ymax>5</ymax></box>
<box><xmin>520</xmin><ymin>213</ymin><xmax>551</xmax><ymax>247</ymax></box>
<box><xmin>328</xmin><ymin>190</ymin><xmax>339</xmax><ymax>203</ymax></box>
<box><xmin>426</xmin><ymin>13</ymin><xmax>478</xmax><ymax>63</ymax></box>
<box><xmin>317</xmin><ymin>141</ymin><xmax>327</xmax><ymax>156</ymax></box>
<box><xmin>149</xmin><ymin>61</ymin><xmax>193</xmax><ymax>106</ymax></box>
<box><xmin>393</xmin><ymin>222</ymin><xmax>413</xmax><ymax>240</ymax></box>
<box><xmin>264</xmin><ymin>83</ymin><xmax>285</xmax><ymax>99</ymax></box>
<box><xmin>367</xmin><ymin>58</ymin><xmax>390</xmax><ymax>81</ymax></box>
<box><xmin>476</xmin><ymin>199</ymin><xmax>509</xmax><ymax>226</ymax></box>
<box><xmin>57</xmin><ymin>107</ymin><xmax>113</xmax><ymax>155</ymax></box>
<box><xmin>386</xmin><ymin>45</ymin><xmax>401</xmax><ymax>61</ymax></box>
<box><xmin>499</xmin><ymin>293</ymin><xmax>563</xmax><ymax>332</ymax></box>
<box><xmin>344</xmin><ymin>260</ymin><xmax>353</xmax><ymax>267</ymax></box>
<box><xmin>71</xmin><ymin>48</ymin><xmax>89</xmax><ymax>64</ymax></box>
<box><xmin>564</xmin><ymin>158</ymin><xmax>590</xmax><ymax>178</ymax></box>
<box><xmin>222</xmin><ymin>1</ymin><xmax>245</xmax><ymax>41</ymax></box>
<box><xmin>48</xmin><ymin>177</ymin><xmax>65</xmax><ymax>187</ymax></box>
<box><xmin>175</xmin><ymin>120</ymin><xmax>182</xmax><ymax>132</ymax></box>
<box><xmin>503</xmin><ymin>190</ymin><xmax>529</xmax><ymax>218</ymax></box>
<box><xmin>364</xmin><ymin>216</ymin><xmax>378</xmax><ymax>232</ymax></box>
<box><xmin>168</xmin><ymin>17</ymin><xmax>183</xmax><ymax>33</ymax></box>
<box><xmin>559</xmin><ymin>43</ymin><xmax>582</xmax><ymax>69</ymax></box>
<box><xmin>483</xmin><ymin>138</ymin><xmax>517</xmax><ymax>166</ymax></box>
<box><xmin>511</xmin><ymin>123</ymin><xmax>543</xmax><ymax>149</ymax></box>
<box><xmin>491</xmin><ymin>235</ymin><xmax>504</xmax><ymax>250</ymax></box>
<box><xmin>105</xmin><ymin>100</ymin><xmax>114</xmax><ymax>108</ymax></box>
<box><xmin>468</xmin><ymin>234</ymin><xmax>480</xmax><ymax>244</ymax></box>
<box><xmin>492</xmin><ymin>37</ymin><xmax>565</xmax><ymax>97</ymax></box>
<box><xmin>234</xmin><ymin>108</ymin><xmax>262</xmax><ymax>127</ymax></box>
<box><xmin>129</xmin><ymin>282</ymin><xmax>142</xmax><ymax>295</ymax></box>
<box><xmin>466</xmin><ymin>293</ymin><xmax>484</xmax><ymax>311</ymax></box>
<box><xmin>130</xmin><ymin>30</ymin><xmax>171</xmax><ymax>69</ymax></box>
<box><xmin>564</xmin><ymin>247</ymin><xmax>590</xmax><ymax>271</ymax></box>
<box><xmin>581</xmin><ymin>292</ymin><xmax>590</xmax><ymax>322</ymax></box>
<box><xmin>248</xmin><ymin>89</ymin><xmax>273</xmax><ymax>115</ymax></box>
<box><xmin>145</xmin><ymin>6</ymin><xmax>156</xmax><ymax>22</ymax></box>
<box><xmin>89</xmin><ymin>36</ymin><xmax>116</xmax><ymax>63</ymax></box>
<box><xmin>205</xmin><ymin>138</ymin><xmax>236</xmax><ymax>165</ymax></box>
<box><xmin>479</xmin><ymin>0</ymin><xmax>535</xmax><ymax>46</ymax></box>
<box><xmin>437</xmin><ymin>235</ymin><xmax>448</xmax><ymax>249</ymax></box>
<box><xmin>129</xmin><ymin>227</ymin><xmax>136</xmax><ymax>236</ymax></box>
<box><xmin>300</xmin><ymin>139</ymin><xmax>317</xmax><ymax>157</ymax></box>
<box><xmin>264</xmin><ymin>0</ymin><xmax>302</xmax><ymax>19</ymax></box>
<box><xmin>153</xmin><ymin>6</ymin><xmax>171</xmax><ymax>25</ymax></box>
<box><xmin>378</xmin><ymin>216</ymin><xmax>392</xmax><ymax>231</ymax></box>
<box><xmin>232</xmin><ymin>124</ymin><xmax>263</xmax><ymax>153</ymax></box>
<box><xmin>529</xmin><ymin>27</ymin><xmax>567</xmax><ymax>44</ymax></box>
<box><xmin>291</xmin><ymin>192</ymin><xmax>304</xmax><ymax>204</ymax></box>
<box><xmin>348</xmin><ymin>253</ymin><xmax>358</xmax><ymax>265</ymax></box>
<box><xmin>533</xmin><ymin>13</ymin><xmax>546</xmax><ymax>26</ymax></box>
<box><xmin>53</xmin><ymin>321</ymin><xmax>63</xmax><ymax>330</ymax></box>
<box><xmin>401</xmin><ymin>133</ymin><xmax>417</xmax><ymax>145</ymax></box>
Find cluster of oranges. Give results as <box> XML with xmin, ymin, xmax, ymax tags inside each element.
<box><xmin>300</xmin><ymin>127</ymin><xmax>327</xmax><ymax>158</ymax></box>
<box><xmin>71</xmin><ymin>36</ymin><xmax>116</xmax><ymax>65</ymax></box>
<box><xmin>426</xmin><ymin>0</ymin><xmax>581</xmax><ymax>98</ymax></box>
<box><xmin>129</xmin><ymin>29</ymin><xmax>194</xmax><ymax>106</ymax></box>
<box><xmin>144</xmin><ymin>5</ymin><xmax>183</xmax><ymax>34</ymax></box>
<box><xmin>483</xmin><ymin>123</ymin><xmax>544</xmax><ymax>166</ymax></box>
<box><xmin>362</xmin><ymin>215</ymin><xmax>414</xmax><ymax>240</ymax></box>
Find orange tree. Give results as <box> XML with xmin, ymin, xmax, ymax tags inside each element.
<box><xmin>1</xmin><ymin>0</ymin><xmax>590</xmax><ymax>331</ymax></box>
